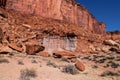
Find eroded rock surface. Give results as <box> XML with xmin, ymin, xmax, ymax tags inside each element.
<box><xmin>5</xmin><ymin>0</ymin><xmax>106</xmax><ymax>34</ymax></box>
<box><xmin>0</xmin><ymin>27</ymin><xmax>4</xmax><ymax>43</ymax></box>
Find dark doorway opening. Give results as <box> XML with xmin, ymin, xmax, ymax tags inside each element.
<box><xmin>0</xmin><ymin>0</ymin><xmax>7</xmax><ymax>8</ymax></box>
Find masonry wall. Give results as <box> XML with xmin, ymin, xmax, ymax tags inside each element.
<box><xmin>42</xmin><ymin>35</ymin><xmax>77</xmax><ymax>52</ymax></box>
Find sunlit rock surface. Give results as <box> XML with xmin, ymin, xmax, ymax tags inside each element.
<box><xmin>5</xmin><ymin>0</ymin><xmax>106</xmax><ymax>34</ymax></box>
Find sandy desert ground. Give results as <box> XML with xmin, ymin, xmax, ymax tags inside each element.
<box><xmin>0</xmin><ymin>52</ymin><xmax>120</xmax><ymax>80</ymax></box>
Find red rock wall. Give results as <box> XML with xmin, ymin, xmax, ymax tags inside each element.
<box><xmin>5</xmin><ymin>0</ymin><xmax>106</xmax><ymax>34</ymax></box>
<box><xmin>106</xmin><ymin>31</ymin><xmax>120</xmax><ymax>43</ymax></box>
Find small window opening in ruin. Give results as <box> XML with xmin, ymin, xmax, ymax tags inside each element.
<box><xmin>0</xmin><ymin>0</ymin><xmax>7</xmax><ymax>8</ymax></box>
<box><xmin>66</xmin><ymin>33</ymin><xmax>76</xmax><ymax>38</ymax></box>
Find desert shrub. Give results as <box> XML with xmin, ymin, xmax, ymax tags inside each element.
<box><xmin>62</xmin><ymin>64</ymin><xmax>78</xmax><ymax>75</ymax></box>
<box><xmin>107</xmin><ymin>61</ymin><xmax>119</xmax><ymax>69</ymax></box>
<box><xmin>95</xmin><ymin>58</ymin><xmax>106</xmax><ymax>63</ymax></box>
<box><xmin>61</xmin><ymin>57</ymin><xmax>70</xmax><ymax>63</ymax></box>
<box><xmin>100</xmin><ymin>71</ymin><xmax>120</xmax><ymax>77</ymax></box>
<box><xmin>46</xmin><ymin>60</ymin><xmax>57</xmax><ymax>68</ymax></box>
<box><xmin>18</xmin><ymin>60</ymin><xmax>24</xmax><ymax>65</ymax></box>
<box><xmin>7</xmin><ymin>53</ymin><xmax>14</xmax><ymax>58</ymax></box>
<box><xmin>19</xmin><ymin>68</ymin><xmax>37</xmax><ymax>80</ymax></box>
<box><xmin>92</xmin><ymin>65</ymin><xmax>98</xmax><ymax>69</ymax></box>
<box><xmin>106</xmin><ymin>56</ymin><xmax>115</xmax><ymax>60</ymax></box>
<box><xmin>0</xmin><ymin>58</ymin><xmax>9</xmax><ymax>63</ymax></box>
<box><xmin>31</xmin><ymin>59</ymin><xmax>37</xmax><ymax>64</ymax></box>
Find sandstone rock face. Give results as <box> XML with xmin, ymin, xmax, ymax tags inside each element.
<box><xmin>5</xmin><ymin>0</ymin><xmax>106</xmax><ymax>34</ymax></box>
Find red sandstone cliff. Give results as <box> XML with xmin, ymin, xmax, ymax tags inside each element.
<box><xmin>106</xmin><ymin>31</ymin><xmax>120</xmax><ymax>43</ymax></box>
<box><xmin>4</xmin><ymin>0</ymin><xmax>106</xmax><ymax>34</ymax></box>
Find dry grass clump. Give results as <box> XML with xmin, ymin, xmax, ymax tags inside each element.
<box><xmin>62</xmin><ymin>64</ymin><xmax>78</xmax><ymax>75</ymax></box>
<box><xmin>46</xmin><ymin>60</ymin><xmax>57</xmax><ymax>68</ymax></box>
<box><xmin>100</xmin><ymin>71</ymin><xmax>120</xmax><ymax>77</ymax></box>
<box><xmin>18</xmin><ymin>60</ymin><xmax>24</xmax><ymax>65</ymax></box>
<box><xmin>61</xmin><ymin>57</ymin><xmax>70</xmax><ymax>63</ymax></box>
<box><xmin>31</xmin><ymin>59</ymin><xmax>38</xmax><ymax>64</ymax></box>
<box><xmin>0</xmin><ymin>58</ymin><xmax>9</xmax><ymax>63</ymax></box>
<box><xmin>19</xmin><ymin>68</ymin><xmax>37</xmax><ymax>80</ymax></box>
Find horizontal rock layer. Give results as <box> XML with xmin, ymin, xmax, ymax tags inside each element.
<box><xmin>5</xmin><ymin>0</ymin><xmax>106</xmax><ymax>34</ymax></box>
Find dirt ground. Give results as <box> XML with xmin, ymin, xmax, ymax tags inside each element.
<box><xmin>0</xmin><ymin>52</ymin><xmax>120</xmax><ymax>80</ymax></box>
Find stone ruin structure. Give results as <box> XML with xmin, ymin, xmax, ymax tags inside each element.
<box><xmin>42</xmin><ymin>34</ymin><xmax>77</xmax><ymax>52</ymax></box>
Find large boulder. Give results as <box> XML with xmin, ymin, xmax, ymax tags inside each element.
<box><xmin>53</xmin><ymin>51</ymin><xmax>76</xmax><ymax>59</ymax></box>
<box><xmin>101</xmin><ymin>46</ymin><xmax>110</xmax><ymax>53</ymax></box>
<box><xmin>39</xmin><ymin>52</ymin><xmax>50</xmax><ymax>57</ymax></box>
<box><xmin>0</xmin><ymin>45</ymin><xmax>13</xmax><ymax>54</ymax></box>
<box><xmin>75</xmin><ymin>60</ymin><xmax>85</xmax><ymax>71</ymax></box>
<box><xmin>8</xmin><ymin>43</ymin><xmax>23</xmax><ymax>52</ymax></box>
<box><xmin>104</xmin><ymin>40</ymin><xmax>120</xmax><ymax>48</ymax></box>
<box><xmin>26</xmin><ymin>44</ymin><xmax>45</xmax><ymax>55</ymax></box>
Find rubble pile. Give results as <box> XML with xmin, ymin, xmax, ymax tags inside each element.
<box><xmin>0</xmin><ymin>8</ymin><xmax>104</xmax><ymax>53</ymax></box>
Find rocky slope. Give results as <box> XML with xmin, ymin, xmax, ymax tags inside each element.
<box><xmin>106</xmin><ymin>31</ymin><xmax>120</xmax><ymax>43</ymax></box>
<box><xmin>0</xmin><ymin>7</ymin><xmax>104</xmax><ymax>54</ymax></box>
<box><xmin>0</xmin><ymin>1</ymin><xmax>120</xmax><ymax>80</ymax></box>
<box><xmin>5</xmin><ymin>0</ymin><xmax>106</xmax><ymax>34</ymax></box>
<box><xmin>0</xmin><ymin>6</ymin><xmax>119</xmax><ymax>57</ymax></box>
